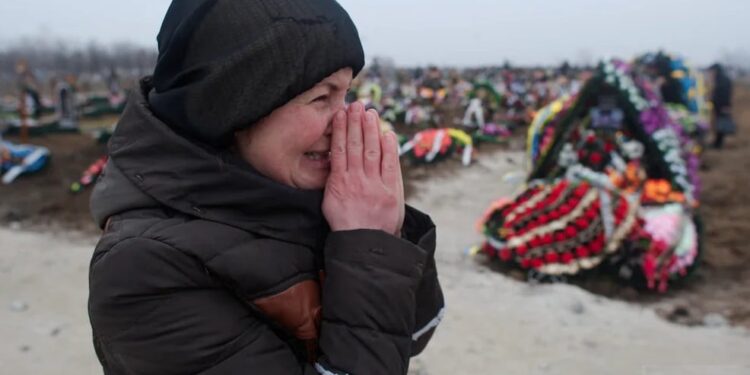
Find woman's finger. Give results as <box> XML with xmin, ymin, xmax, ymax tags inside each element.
<box><xmin>362</xmin><ymin>109</ymin><xmax>381</xmax><ymax>177</ymax></box>
<box><xmin>347</xmin><ymin>101</ymin><xmax>364</xmax><ymax>172</ymax></box>
<box><xmin>381</xmin><ymin>130</ymin><xmax>400</xmax><ymax>188</ymax></box>
<box><xmin>330</xmin><ymin>110</ymin><xmax>347</xmax><ymax>173</ymax></box>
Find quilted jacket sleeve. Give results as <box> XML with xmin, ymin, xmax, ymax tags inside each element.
<box><xmin>314</xmin><ymin>206</ymin><xmax>444</xmax><ymax>375</ymax></box>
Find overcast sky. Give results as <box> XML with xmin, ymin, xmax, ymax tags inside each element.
<box><xmin>1</xmin><ymin>0</ymin><xmax>748</xmax><ymax>67</ymax></box>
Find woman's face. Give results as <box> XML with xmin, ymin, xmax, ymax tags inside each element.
<box><xmin>235</xmin><ymin>68</ymin><xmax>353</xmax><ymax>190</ymax></box>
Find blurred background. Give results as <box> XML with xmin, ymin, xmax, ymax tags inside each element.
<box><xmin>1</xmin><ymin>1</ymin><xmax>749</xmax><ymax>374</ymax></box>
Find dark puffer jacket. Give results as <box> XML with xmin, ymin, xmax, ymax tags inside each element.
<box><xmin>87</xmin><ymin>79</ymin><xmax>444</xmax><ymax>374</ymax></box>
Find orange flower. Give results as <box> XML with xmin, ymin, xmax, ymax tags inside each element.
<box><xmin>668</xmin><ymin>192</ymin><xmax>685</xmax><ymax>203</ymax></box>
<box><xmin>657</xmin><ymin>180</ymin><xmax>671</xmax><ymax>195</ymax></box>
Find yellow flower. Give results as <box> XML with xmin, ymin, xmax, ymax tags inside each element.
<box><xmin>448</xmin><ymin>128</ymin><xmax>472</xmax><ymax>146</ymax></box>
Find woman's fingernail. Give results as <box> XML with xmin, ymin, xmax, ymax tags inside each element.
<box><xmin>366</xmin><ymin>112</ymin><xmax>375</xmax><ymax>123</ymax></box>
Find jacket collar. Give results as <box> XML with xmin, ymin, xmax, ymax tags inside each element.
<box><xmin>102</xmin><ymin>77</ymin><xmax>329</xmax><ymax>249</ymax></box>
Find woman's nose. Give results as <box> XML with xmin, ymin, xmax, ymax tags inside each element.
<box><xmin>325</xmin><ymin>112</ymin><xmax>340</xmax><ymax>136</ymax></box>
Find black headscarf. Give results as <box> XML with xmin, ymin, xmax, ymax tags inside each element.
<box><xmin>97</xmin><ymin>0</ymin><xmax>366</xmax><ymax>249</ymax></box>
<box><xmin>148</xmin><ymin>0</ymin><xmax>365</xmax><ymax>147</ymax></box>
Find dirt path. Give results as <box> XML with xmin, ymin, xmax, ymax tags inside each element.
<box><xmin>0</xmin><ymin>228</ymin><xmax>100</xmax><ymax>374</ymax></box>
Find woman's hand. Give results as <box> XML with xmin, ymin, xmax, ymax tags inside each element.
<box><xmin>323</xmin><ymin>102</ymin><xmax>405</xmax><ymax>236</ymax></box>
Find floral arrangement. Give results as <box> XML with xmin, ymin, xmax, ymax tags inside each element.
<box><xmin>399</xmin><ymin>128</ymin><xmax>474</xmax><ymax>166</ymax></box>
<box><xmin>527</xmin><ymin>96</ymin><xmax>575</xmax><ymax>166</ymax></box>
<box><xmin>480</xmin><ymin>179</ymin><xmax>639</xmax><ymax>276</ymax></box>
<box><xmin>0</xmin><ymin>140</ymin><xmax>50</xmax><ymax>184</ymax></box>
<box><xmin>477</xmin><ymin>60</ymin><xmax>704</xmax><ymax>291</ymax></box>
<box><xmin>70</xmin><ymin>155</ymin><xmax>108</xmax><ymax>193</ymax></box>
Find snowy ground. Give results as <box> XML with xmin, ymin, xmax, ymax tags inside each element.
<box><xmin>0</xmin><ymin>228</ymin><xmax>100</xmax><ymax>374</ymax></box>
<box><xmin>1</xmin><ymin>150</ymin><xmax>749</xmax><ymax>374</ymax></box>
<box><xmin>407</xmin><ymin>151</ymin><xmax>750</xmax><ymax>375</ymax></box>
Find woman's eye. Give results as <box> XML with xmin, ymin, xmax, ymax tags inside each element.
<box><xmin>313</xmin><ymin>95</ymin><xmax>329</xmax><ymax>103</ymax></box>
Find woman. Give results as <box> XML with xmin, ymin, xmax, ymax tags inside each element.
<box><xmin>709</xmin><ymin>63</ymin><xmax>734</xmax><ymax>149</ymax></box>
<box><xmin>87</xmin><ymin>1</ymin><xmax>444</xmax><ymax>374</ymax></box>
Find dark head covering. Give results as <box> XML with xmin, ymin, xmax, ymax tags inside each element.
<box><xmin>148</xmin><ymin>0</ymin><xmax>365</xmax><ymax>146</ymax></box>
